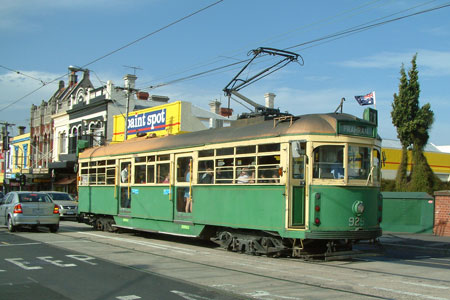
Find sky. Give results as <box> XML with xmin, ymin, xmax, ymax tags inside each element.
<box><xmin>1</xmin><ymin>0</ymin><xmax>450</xmax><ymax>146</ymax></box>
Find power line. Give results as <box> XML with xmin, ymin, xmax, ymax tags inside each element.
<box><xmin>79</xmin><ymin>0</ymin><xmax>224</xmax><ymax>69</ymax></box>
<box><xmin>0</xmin><ymin>0</ymin><xmax>224</xmax><ymax>114</ymax></box>
<box><xmin>143</xmin><ymin>2</ymin><xmax>450</xmax><ymax>90</ymax></box>
<box><xmin>0</xmin><ymin>64</ymin><xmax>47</xmax><ymax>85</ymax></box>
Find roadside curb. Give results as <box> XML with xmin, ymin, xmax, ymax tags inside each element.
<box><xmin>380</xmin><ymin>242</ymin><xmax>450</xmax><ymax>255</ymax></box>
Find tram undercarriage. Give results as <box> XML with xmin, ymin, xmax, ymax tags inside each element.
<box><xmin>211</xmin><ymin>228</ymin><xmax>383</xmax><ymax>260</ymax></box>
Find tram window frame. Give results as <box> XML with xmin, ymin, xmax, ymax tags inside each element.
<box><xmin>156</xmin><ymin>162</ymin><xmax>170</xmax><ymax>184</ymax></box>
<box><xmin>372</xmin><ymin>148</ymin><xmax>381</xmax><ymax>183</ymax></box>
<box><xmin>259</xmin><ymin>143</ymin><xmax>280</xmax><ymax>152</ymax></box>
<box><xmin>199</xmin><ymin>149</ymin><xmax>214</xmax><ymax>157</ymax></box>
<box><xmin>205</xmin><ymin>142</ymin><xmax>281</xmax><ymax>185</ymax></box>
<box><xmin>80</xmin><ymin>167</ymin><xmax>89</xmax><ymax>185</ymax></box>
<box><xmin>216</xmin><ymin>147</ymin><xmax>234</xmax><ymax>156</ymax></box>
<box><xmin>312</xmin><ymin>145</ymin><xmax>345</xmax><ymax>180</ymax></box>
<box><xmin>198</xmin><ymin>159</ymin><xmax>214</xmax><ymax>184</ymax></box>
<box><xmin>348</xmin><ymin>145</ymin><xmax>371</xmax><ymax>181</ymax></box>
<box><xmin>134</xmin><ymin>165</ymin><xmax>147</xmax><ymax>184</ymax></box>
<box><xmin>106</xmin><ymin>166</ymin><xmax>116</xmax><ymax>185</ymax></box>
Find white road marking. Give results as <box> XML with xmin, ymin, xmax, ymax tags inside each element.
<box><xmin>171</xmin><ymin>290</ymin><xmax>212</xmax><ymax>300</ymax></box>
<box><xmin>66</xmin><ymin>254</ymin><xmax>97</xmax><ymax>265</ymax></box>
<box><xmin>0</xmin><ymin>242</ymin><xmax>41</xmax><ymax>247</ymax></box>
<box><xmin>400</xmin><ymin>281</ymin><xmax>450</xmax><ymax>290</ymax></box>
<box><xmin>5</xmin><ymin>258</ymin><xmax>42</xmax><ymax>270</ymax></box>
<box><xmin>373</xmin><ymin>287</ymin><xmax>449</xmax><ymax>300</ymax></box>
<box><xmin>77</xmin><ymin>231</ymin><xmax>208</xmax><ymax>255</ymax></box>
<box><xmin>245</xmin><ymin>290</ymin><xmax>302</xmax><ymax>299</ymax></box>
<box><xmin>37</xmin><ymin>256</ymin><xmax>77</xmax><ymax>267</ymax></box>
<box><xmin>116</xmin><ymin>295</ymin><xmax>141</xmax><ymax>300</ymax></box>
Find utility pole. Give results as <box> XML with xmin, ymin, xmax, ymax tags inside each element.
<box><xmin>116</xmin><ymin>74</ymin><xmax>138</xmax><ymax>141</ymax></box>
<box><xmin>1</xmin><ymin>122</ymin><xmax>14</xmax><ymax>194</ymax></box>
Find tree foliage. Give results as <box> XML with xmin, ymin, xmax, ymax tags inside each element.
<box><xmin>390</xmin><ymin>54</ymin><xmax>437</xmax><ymax>194</ymax></box>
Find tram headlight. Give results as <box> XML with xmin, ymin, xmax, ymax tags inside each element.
<box><xmin>352</xmin><ymin>201</ymin><xmax>365</xmax><ymax>216</ymax></box>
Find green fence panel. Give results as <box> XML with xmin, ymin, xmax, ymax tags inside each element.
<box><xmin>381</xmin><ymin>192</ymin><xmax>434</xmax><ymax>234</ymax></box>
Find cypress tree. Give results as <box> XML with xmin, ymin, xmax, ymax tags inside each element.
<box><xmin>391</xmin><ymin>54</ymin><xmax>437</xmax><ymax>193</ymax></box>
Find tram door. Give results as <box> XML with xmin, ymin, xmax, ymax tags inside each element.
<box><xmin>174</xmin><ymin>154</ymin><xmax>193</xmax><ymax>221</ymax></box>
<box><xmin>118</xmin><ymin>159</ymin><xmax>132</xmax><ymax>215</ymax></box>
<box><xmin>290</xmin><ymin>141</ymin><xmax>306</xmax><ymax>227</ymax></box>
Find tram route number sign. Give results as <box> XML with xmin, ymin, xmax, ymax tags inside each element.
<box><xmin>348</xmin><ymin>217</ymin><xmax>364</xmax><ymax>227</ymax></box>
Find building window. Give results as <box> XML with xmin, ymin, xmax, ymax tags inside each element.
<box><xmin>59</xmin><ymin>132</ymin><xmax>67</xmax><ymax>154</ymax></box>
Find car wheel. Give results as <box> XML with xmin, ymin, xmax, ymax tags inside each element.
<box><xmin>49</xmin><ymin>224</ymin><xmax>59</xmax><ymax>233</ymax></box>
<box><xmin>7</xmin><ymin>216</ymin><xmax>16</xmax><ymax>232</ymax></box>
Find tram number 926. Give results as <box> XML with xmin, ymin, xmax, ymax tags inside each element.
<box><xmin>348</xmin><ymin>217</ymin><xmax>364</xmax><ymax>227</ymax></box>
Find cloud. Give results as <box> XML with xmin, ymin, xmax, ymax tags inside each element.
<box><xmin>337</xmin><ymin>50</ymin><xmax>450</xmax><ymax>76</ymax></box>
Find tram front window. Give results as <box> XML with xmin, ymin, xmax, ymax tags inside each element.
<box><xmin>313</xmin><ymin>145</ymin><xmax>344</xmax><ymax>179</ymax></box>
<box><xmin>348</xmin><ymin>146</ymin><xmax>370</xmax><ymax>180</ymax></box>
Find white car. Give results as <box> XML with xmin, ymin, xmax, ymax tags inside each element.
<box><xmin>43</xmin><ymin>192</ymin><xmax>78</xmax><ymax>219</ymax></box>
<box><xmin>0</xmin><ymin>191</ymin><xmax>60</xmax><ymax>232</ymax></box>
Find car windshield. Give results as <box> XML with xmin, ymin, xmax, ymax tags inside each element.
<box><xmin>19</xmin><ymin>193</ymin><xmax>51</xmax><ymax>203</ymax></box>
<box><xmin>49</xmin><ymin>193</ymin><xmax>73</xmax><ymax>201</ymax></box>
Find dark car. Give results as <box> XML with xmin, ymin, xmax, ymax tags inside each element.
<box><xmin>0</xmin><ymin>191</ymin><xmax>60</xmax><ymax>232</ymax></box>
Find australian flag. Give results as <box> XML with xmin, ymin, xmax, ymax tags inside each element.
<box><xmin>354</xmin><ymin>91</ymin><xmax>375</xmax><ymax>106</ymax></box>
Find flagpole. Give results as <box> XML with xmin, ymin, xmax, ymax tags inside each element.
<box><xmin>373</xmin><ymin>91</ymin><xmax>376</xmax><ymax>109</ymax></box>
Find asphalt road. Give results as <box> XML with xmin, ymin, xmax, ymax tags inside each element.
<box><xmin>0</xmin><ymin>229</ymin><xmax>244</xmax><ymax>300</ymax></box>
<box><xmin>1</xmin><ymin>222</ymin><xmax>449</xmax><ymax>300</ymax></box>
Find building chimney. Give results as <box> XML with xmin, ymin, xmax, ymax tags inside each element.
<box><xmin>265</xmin><ymin>93</ymin><xmax>275</xmax><ymax>109</ymax></box>
<box><xmin>59</xmin><ymin>80</ymin><xmax>65</xmax><ymax>90</ymax></box>
<box><xmin>209</xmin><ymin>100</ymin><xmax>221</xmax><ymax>114</ymax></box>
<box><xmin>123</xmin><ymin>74</ymin><xmax>137</xmax><ymax>89</ymax></box>
<box><xmin>68</xmin><ymin>66</ymin><xmax>79</xmax><ymax>87</ymax></box>
<box><xmin>18</xmin><ymin>126</ymin><xmax>26</xmax><ymax>135</ymax></box>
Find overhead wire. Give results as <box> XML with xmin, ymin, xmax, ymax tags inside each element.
<box><xmin>136</xmin><ymin>0</ymin><xmax>390</xmax><ymax>88</ymax></box>
<box><xmin>142</xmin><ymin>1</ymin><xmax>450</xmax><ymax>91</ymax></box>
<box><xmin>0</xmin><ymin>0</ymin><xmax>224</xmax><ymax>113</ymax></box>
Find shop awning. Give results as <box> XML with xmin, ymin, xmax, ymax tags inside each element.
<box><xmin>54</xmin><ymin>177</ymin><xmax>76</xmax><ymax>185</ymax></box>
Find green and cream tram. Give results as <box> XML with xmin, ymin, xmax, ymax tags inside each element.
<box><xmin>78</xmin><ymin>110</ymin><xmax>382</xmax><ymax>258</ymax></box>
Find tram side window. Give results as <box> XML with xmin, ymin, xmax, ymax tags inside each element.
<box><xmin>89</xmin><ymin>168</ymin><xmax>97</xmax><ymax>184</ymax></box>
<box><xmin>348</xmin><ymin>146</ymin><xmax>370</xmax><ymax>180</ymax></box>
<box><xmin>198</xmin><ymin>160</ymin><xmax>214</xmax><ymax>184</ymax></box>
<box><xmin>97</xmin><ymin>167</ymin><xmax>106</xmax><ymax>185</ymax></box>
<box><xmin>215</xmin><ymin>158</ymin><xmax>233</xmax><ymax>184</ymax></box>
<box><xmin>80</xmin><ymin>168</ymin><xmax>88</xmax><ymax>185</ymax></box>
<box><xmin>106</xmin><ymin>167</ymin><xmax>116</xmax><ymax>184</ymax></box>
<box><xmin>313</xmin><ymin>145</ymin><xmax>344</xmax><ymax>179</ymax></box>
<box><xmin>373</xmin><ymin>149</ymin><xmax>381</xmax><ymax>183</ymax></box>
<box><xmin>292</xmin><ymin>141</ymin><xmax>306</xmax><ymax>179</ymax></box>
<box><xmin>146</xmin><ymin>165</ymin><xmax>155</xmax><ymax>183</ymax></box>
<box><xmin>157</xmin><ymin>163</ymin><xmax>170</xmax><ymax>183</ymax></box>
<box><xmin>134</xmin><ymin>165</ymin><xmax>146</xmax><ymax>184</ymax></box>
<box><xmin>257</xmin><ymin>155</ymin><xmax>280</xmax><ymax>183</ymax></box>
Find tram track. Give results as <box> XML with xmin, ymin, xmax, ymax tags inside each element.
<box><xmin>31</xmin><ymin>226</ymin><xmax>449</xmax><ymax>300</ymax></box>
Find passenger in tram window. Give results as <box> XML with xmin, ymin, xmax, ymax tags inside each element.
<box><xmin>121</xmin><ymin>165</ymin><xmax>129</xmax><ymax>183</ymax></box>
<box><xmin>162</xmin><ymin>174</ymin><xmax>170</xmax><ymax>183</ymax></box>
<box><xmin>199</xmin><ymin>168</ymin><xmax>214</xmax><ymax>184</ymax></box>
<box><xmin>185</xmin><ymin>165</ymin><xmax>192</xmax><ymax>213</ymax></box>
<box><xmin>237</xmin><ymin>168</ymin><xmax>251</xmax><ymax>184</ymax></box>
<box><xmin>331</xmin><ymin>151</ymin><xmax>344</xmax><ymax>179</ymax></box>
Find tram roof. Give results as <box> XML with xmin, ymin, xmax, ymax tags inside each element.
<box><xmin>79</xmin><ymin>113</ymin><xmax>374</xmax><ymax>159</ymax></box>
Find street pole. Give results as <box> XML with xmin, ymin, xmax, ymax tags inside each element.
<box><xmin>124</xmin><ymin>90</ymin><xmax>131</xmax><ymax>141</ymax></box>
<box><xmin>1</xmin><ymin>122</ymin><xmax>14</xmax><ymax>194</ymax></box>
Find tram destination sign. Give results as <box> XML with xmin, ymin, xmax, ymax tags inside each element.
<box><xmin>338</xmin><ymin>122</ymin><xmax>376</xmax><ymax>138</ymax></box>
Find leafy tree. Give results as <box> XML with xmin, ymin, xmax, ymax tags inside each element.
<box><xmin>391</xmin><ymin>54</ymin><xmax>437</xmax><ymax>193</ymax></box>
<box><xmin>391</xmin><ymin>63</ymin><xmax>412</xmax><ymax>190</ymax></box>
